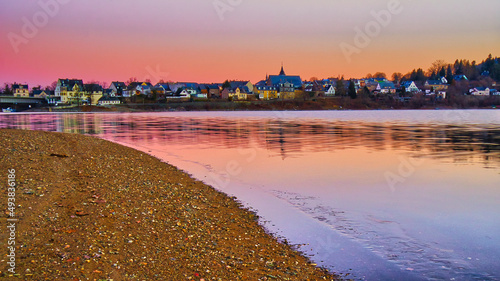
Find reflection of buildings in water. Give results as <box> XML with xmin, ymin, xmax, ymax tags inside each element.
<box><xmin>0</xmin><ymin>114</ymin><xmax>62</xmax><ymax>132</ymax></box>
<box><xmin>264</xmin><ymin>123</ymin><xmax>304</xmax><ymax>159</ymax></box>
<box><xmin>0</xmin><ymin>114</ymin><xmax>58</xmax><ymax>132</ymax></box>
<box><xmin>60</xmin><ymin>114</ymin><xmax>104</xmax><ymax>135</ymax></box>
<box><xmin>1</xmin><ymin>114</ymin><xmax>499</xmax><ymax>168</ymax></box>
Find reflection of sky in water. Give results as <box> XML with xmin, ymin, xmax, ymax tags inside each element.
<box><xmin>1</xmin><ymin>111</ymin><xmax>499</xmax><ymax>280</ymax></box>
<box><xmin>3</xmin><ymin>111</ymin><xmax>499</xmax><ymax>168</ymax></box>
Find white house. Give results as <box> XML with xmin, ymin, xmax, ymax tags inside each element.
<box><xmin>378</xmin><ymin>82</ymin><xmax>396</xmax><ymax>94</ymax></box>
<box><xmin>98</xmin><ymin>96</ymin><xmax>121</xmax><ymax>106</ymax></box>
<box><xmin>178</xmin><ymin>89</ymin><xmax>191</xmax><ymax>98</ymax></box>
<box><xmin>437</xmin><ymin>91</ymin><xmax>447</xmax><ymax>99</ymax></box>
<box><xmin>401</xmin><ymin>81</ymin><xmax>419</xmax><ymax>93</ymax></box>
<box><xmin>123</xmin><ymin>82</ymin><xmax>153</xmax><ymax>97</ymax></box>
<box><xmin>185</xmin><ymin>88</ymin><xmax>198</xmax><ymax>97</ymax></box>
<box><xmin>324</xmin><ymin>85</ymin><xmax>336</xmax><ymax>96</ymax></box>
<box><xmin>168</xmin><ymin>88</ymin><xmax>191</xmax><ymax>99</ymax></box>
<box><xmin>109</xmin><ymin>82</ymin><xmax>126</xmax><ymax>97</ymax></box>
<box><xmin>136</xmin><ymin>83</ymin><xmax>152</xmax><ymax>96</ymax></box>
<box><xmin>192</xmin><ymin>92</ymin><xmax>208</xmax><ymax>99</ymax></box>
<box><xmin>469</xmin><ymin>87</ymin><xmax>490</xmax><ymax>96</ymax></box>
<box><xmin>46</xmin><ymin>96</ymin><xmax>61</xmax><ymax>105</ymax></box>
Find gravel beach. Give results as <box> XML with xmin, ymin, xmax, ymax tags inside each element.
<box><xmin>0</xmin><ymin>129</ymin><xmax>339</xmax><ymax>280</ymax></box>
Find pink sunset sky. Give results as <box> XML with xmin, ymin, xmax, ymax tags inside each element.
<box><xmin>1</xmin><ymin>0</ymin><xmax>499</xmax><ymax>87</ymax></box>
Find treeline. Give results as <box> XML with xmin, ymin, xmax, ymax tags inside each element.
<box><xmin>405</xmin><ymin>54</ymin><xmax>499</xmax><ymax>83</ymax></box>
<box><xmin>364</xmin><ymin>54</ymin><xmax>500</xmax><ymax>83</ymax></box>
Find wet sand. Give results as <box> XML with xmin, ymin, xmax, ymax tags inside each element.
<box><xmin>0</xmin><ymin>129</ymin><xmax>339</xmax><ymax>280</ymax></box>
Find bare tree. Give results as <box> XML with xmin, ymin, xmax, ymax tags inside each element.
<box><xmin>392</xmin><ymin>72</ymin><xmax>403</xmax><ymax>83</ymax></box>
<box><xmin>373</xmin><ymin>72</ymin><xmax>387</xmax><ymax>79</ymax></box>
<box><xmin>427</xmin><ymin>60</ymin><xmax>448</xmax><ymax>76</ymax></box>
<box><xmin>126</xmin><ymin>77</ymin><xmax>138</xmax><ymax>85</ymax></box>
<box><xmin>47</xmin><ymin>81</ymin><xmax>58</xmax><ymax>91</ymax></box>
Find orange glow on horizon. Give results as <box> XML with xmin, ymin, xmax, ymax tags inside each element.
<box><xmin>1</xmin><ymin>0</ymin><xmax>499</xmax><ymax>87</ymax></box>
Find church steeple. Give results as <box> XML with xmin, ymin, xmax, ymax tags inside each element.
<box><xmin>279</xmin><ymin>62</ymin><xmax>286</xmax><ymax>76</ymax></box>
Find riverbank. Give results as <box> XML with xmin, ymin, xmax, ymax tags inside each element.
<box><xmin>23</xmin><ymin>95</ymin><xmax>500</xmax><ymax>113</ymax></box>
<box><xmin>0</xmin><ymin>129</ymin><xmax>339</xmax><ymax>280</ymax></box>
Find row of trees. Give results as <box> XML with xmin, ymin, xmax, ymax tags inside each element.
<box><xmin>364</xmin><ymin>54</ymin><xmax>500</xmax><ymax>84</ymax></box>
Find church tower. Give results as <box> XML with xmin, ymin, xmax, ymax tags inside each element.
<box><xmin>279</xmin><ymin>63</ymin><xmax>286</xmax><ymax>76</ymax></box>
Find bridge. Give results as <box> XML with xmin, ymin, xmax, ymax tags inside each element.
<box><xmin>0</xmin><ymin>96</ymin><xmax>46</xmax><ymax>104</ymax></box>
<box><xmin>0</xmin><ymin>96</ymin><xmax>46</xmax><ymax>111</ymax></box>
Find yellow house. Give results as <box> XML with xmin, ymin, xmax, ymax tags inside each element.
<box><xmin>33</xmin><ymin>90</ymin><xmax>48</xmax><ymax>98</ymax></box>
<box><xmin>84</xmin><ymin>84</ymin><xmax>104</xmax><ymax>105</ymax></box>
<box><xmin>256</xmin><ymin>65</ymin><xmax>303</xmax><ymax>100</ymax></box>
<box><xmin>88</xmin><ymin>92</ymin><xmax>103</xmax><ymax>105</ymax></box>
<box><xmin>224</xmin><ymin>87</ymin><xmax>247</xmax><ymax>100</ymax></box>
<box><xmin>256</xmin><ymin>85</ymin><xmax>278</xmax><ymax>100</ymax></box>
<box><xmin>67</xmin><ymin>84</ymin><xmax>84</xmax><ymax>105</ymax></box>
<box><xmin>294</xmin><ymin>89</ymin><xmax>305</xmax><ymax>100</ymax></box>
<box><xmin>221</xmin><ymin>87</ymin><xmax>248</xmax><ymax>100</ymax></box>
<box><xmin>13</xmin><ymin>84</ymin><xmax>29</xmax><ymax>97</ymax></box>
<box><xmin>56</xmin><ymin>79</ymin><xmax>85</xmax><ymax>104</ymax></box>
<box><xmin>56</xmin><ymin>81</ymin><xmax>103</xmax><ymax>105</ymax></box>
<box><xmin>425</xmin><ymin>80</ymin><xmax>449</xmax><ymax>91</ymax></box>
<box><xmin>280</xmin><ymin>91</ymin><xmax>296</xmax><ymax>100</ymax></box>
<box><xmin>279</xmin><ymin>82</ymin><xmax>296</xmax><ymax>100</ymax></box>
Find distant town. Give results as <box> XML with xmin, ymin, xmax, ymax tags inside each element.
<box><xmin>1</xmin><ymin>55</ymin><xmax>499</xmax><ymax>112</ymax></box>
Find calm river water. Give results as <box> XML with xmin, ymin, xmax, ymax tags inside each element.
<box><xmin>1</xmin><ymin>110</ymin><xmax>499</xmax><ymax>280</ymax></box>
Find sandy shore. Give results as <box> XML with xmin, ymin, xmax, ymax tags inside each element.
<box><xmin>0</xmin><ymin>129</ymin><xmax>339</xmax><ymax>280</ymax></box>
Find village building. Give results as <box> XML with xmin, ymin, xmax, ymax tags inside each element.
<box><xmin>425</xmin><ymin>79</ymin><xmax>449</xmax><ymax>91</ymax></box>
<box><xmin>255</xmin><ymin>65</ymin><xmax>302</xmax><ymax>100</ymax></box>
<box><xmin>401</xmin><ymin>81</ymin><xmax>420</xmax><ymax>93</ymax></box>
<box><xmin>109</xmin><ymin>82</ymin><xmax>127</xmax><ymax>97</ymax></box>
<box><xmin>469</xmin><ymin>87</ymin><xmax>490</xmax><ymax>96</ymax></box>
<box><xmin>55</xmin><ymin>79</ymin><xmax>85</xmax><ymax>104</ymax></box>
<box><xmin>12</xmin><ymin>84</ymin><xmax>29</xmax><ymax>97</ymax></box>
<box><xmin>98</xmin><ymin>96</ymin><xmax>121</xmax><ymax>106</ymax></box>
<box><xmin>83</xmin><ymin>84</ymin><xmax>104</xmax><ymax>105</ymax></box>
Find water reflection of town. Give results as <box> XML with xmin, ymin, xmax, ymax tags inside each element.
<box><xmin>1</xmin><ymin>114</ymin><xmax>499</xmax><ymax>168</ymax></box>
